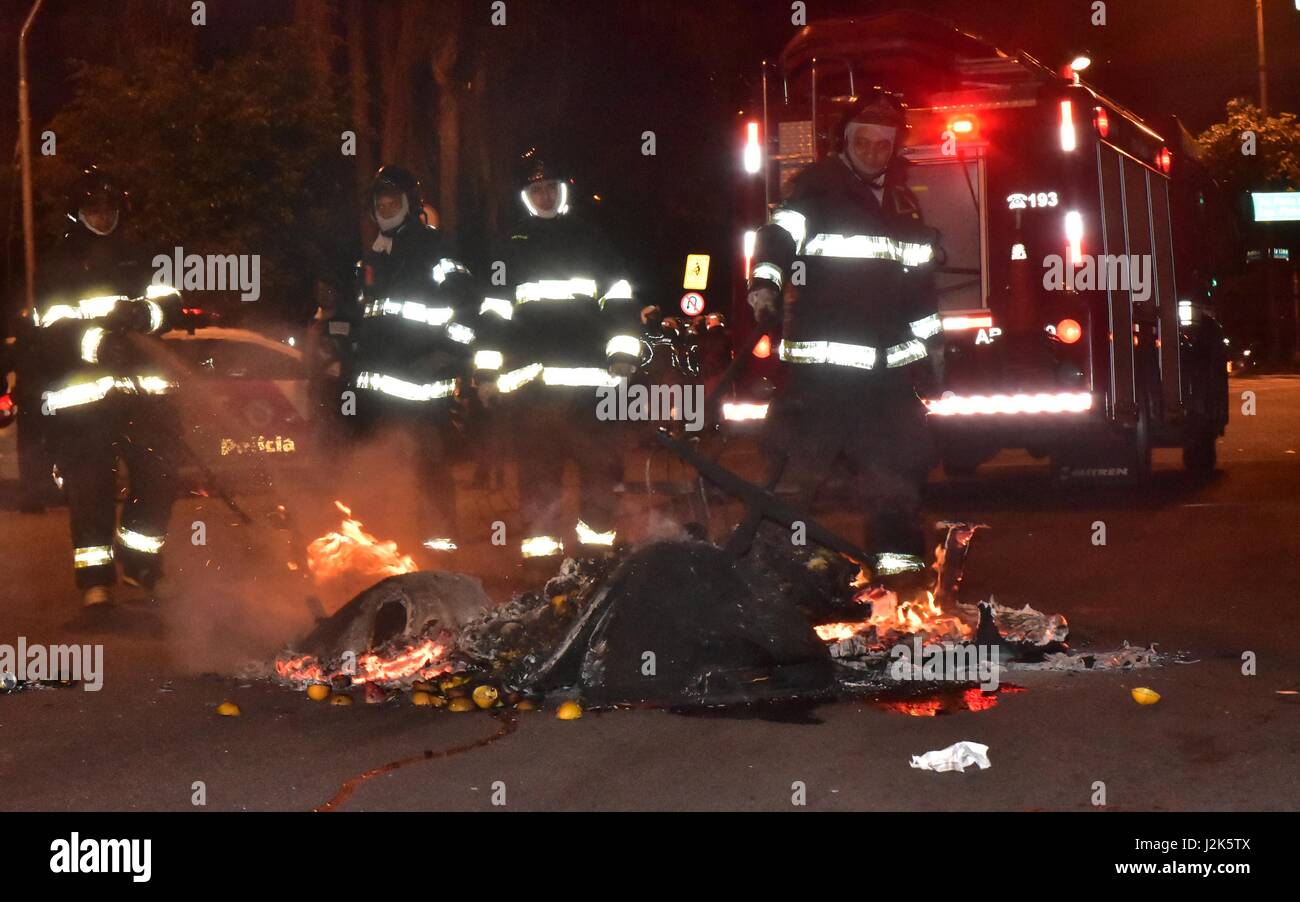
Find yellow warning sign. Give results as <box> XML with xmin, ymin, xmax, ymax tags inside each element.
<box><xmin>683</xmin><ymin>254</ymin><xmax>711</xmax><ymax>291</ymax></box>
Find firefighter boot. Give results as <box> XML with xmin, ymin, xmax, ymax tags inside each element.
<box><xmin>82</xmin><ymin>585</ymin><xmax>115</xmax><ymax>607</ymax></box>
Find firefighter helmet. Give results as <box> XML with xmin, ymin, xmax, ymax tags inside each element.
<box><xmin>516</xmin><ymin>147</ymin><xmax>567</xmax><ymax>187</ymax></box>
<box><xmin>71</xmin><ymin>165</ymin><xmax>129</xmax><ymax>218</ymax></box>
<box><xmin>366</xmin><ymin>165</ymin><xmax>423</xmax><ymax>223</ymax></box>
<box><xmin>837</xmin><ymin>88</ymin><xmax>908</xmax><ymax>151</ymax></box>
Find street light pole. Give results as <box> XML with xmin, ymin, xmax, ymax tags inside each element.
<box><xmin>1255</xmin><ymin>0</ymin><xmax>1268</xmax><ymax>116</ymax></box>
<box><xmin>18</xmin><ymin>0</ymin><xmax>47</xmax><ymax>319</ymax></box>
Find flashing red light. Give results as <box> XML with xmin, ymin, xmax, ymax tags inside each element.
<box><xmin>1093</xmin><ymin>106</ymin><xmax>1110</xmax><ymax>138</ymax></box>
<box><xmin>753</xmin><ymin>334</ymin><xmax>772</xmax><ymax>359</ymax></box>
<box><xmin>743</xmin><ymin>121</ymin><xmax>762</xmax><ymax>174</ymax></box>
<box><xmin>1059</xmin><ymin>100</ymin><xmax>1077</xmax><ymax>152</ymax></box>
<box><xmin>1157</xmin><ymin>147</ymin><xmax>1172</xmax><ymax>173</ymax></box>
<box><xmin>1057</xmin><ymin>318</ymin><xmax>1083</xmax><ymax>344</ymax></box>
<box><xmin>948</xmin><ymin>116</ymin><xmax>977</xmax><ymax>136</ymax></box>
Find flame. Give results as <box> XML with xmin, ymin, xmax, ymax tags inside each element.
<box><xmin>275</xmin><ymin>637</ymin><xmax>452</xmax><ymax>687</ymax></box>
<box><xmin>865</xmin><ymin>588</ymin><xmax>972</xmax><ymax>642</ymax></box>
<box><xmin>814</xmin><ymin>622</ymin><xmax>869</xmax><ymax>641</ymax></box>
<box><xmin>307</xmin><ymin>501</ymin><xmax>418</xmax><ymax>583</ymax></box>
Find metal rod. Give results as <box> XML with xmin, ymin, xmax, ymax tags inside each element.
<box><xmin>810</xmin><ymin>58</ymin><xmax>818</xmax><ymax>160</ymax></box>
<box><xmin>761</xmin><ymin>60</ymin><xmax>771</xmax><ymax>209</ymax></box>
<box><xmin>1256</xmin><ymin>0</ymin><xmax>1268</xmax><ymax>116</ymax></box>
<box><xmin>18</xmin><ymin>0</ymin><xmax>47</xmax><ymax>318</ymax></box>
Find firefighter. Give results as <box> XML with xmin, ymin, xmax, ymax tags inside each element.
<box><xmin>34</xmin><ymin>167</ymin><xmax>184</xmax><ymax>607</ymax></box>
<box><xmin>349</xmin><ymin>165</ymin><xmax>486</xmax><ymax>556</ymax></box>
<box><xmin>747</xmin><ymin>91</ymin><xmax>942</xmax><ymax>596</ymax></box>
<box><xmin>481</xmin><ymin>148</ymin><xmax>640</xmax><ymax>564</ymax></box>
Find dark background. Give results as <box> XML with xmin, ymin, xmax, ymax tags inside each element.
<box><xmin>2</xmin><ymin>0</ymin><xmax>1297</xmax><ymax>322</ymax></box>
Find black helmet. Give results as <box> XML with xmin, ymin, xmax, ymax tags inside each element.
<box><xmin>517</xmin><ymin>147</ymin><xmax>567</xmax><ymax>187</ymax></box>
<box><xmin>71</xmin><ymin>165</ymin><xmax>129</xmax><ymax>218</ymax></box>
<box><xmin>367</xmin><ymin>165</ymin><xmax>423</xmax><ymax>223</ymax></box>
<box><xmin>837</xmin><ymin>88</ymin><xmax>908</xmax><ymax>151</ymax></box>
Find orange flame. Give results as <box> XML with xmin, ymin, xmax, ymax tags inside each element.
<box><xmin>307</xmin><ymin>501</ymin><xmax>418</xmax><ymax>583</ymax></box>
<box><xmin>815</xmin><ymin>567</ymin><xmax>973</xmax><ymax>646</ymax></box>
<box><xmin>275</xmin><ymin>638</ymin><xmax>452</xmax><ymax>687</ymax></box>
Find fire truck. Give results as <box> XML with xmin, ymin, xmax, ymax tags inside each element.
<box><xmin>728</xmin><ymin>11</ymin><xmax>1232</xmax><ymax>479</ymax></box>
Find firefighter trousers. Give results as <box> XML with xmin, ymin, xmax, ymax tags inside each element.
<box><xmin>512</xmin><ymin>390</ymin><xmax>625</xmax><ymax>553</ymax></box>
<box><xmin>354</xmin><ymin>391</ymin><xmax>463</xmax><ymax>545</ymax></box>
<box><xmin>50</xmin><ymin>396</ymin><xmax>179</xmax><ymax>590</ymax></box>
<box><xmin>764</xmin><ymin>367</ymin><xmax>936</xmax><ymax>562</ymax></box>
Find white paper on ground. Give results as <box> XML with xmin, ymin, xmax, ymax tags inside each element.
<box><xmin>909</xmin><ymin>741</ymin><xmax>991</xmax><ymax>773</ymax></box>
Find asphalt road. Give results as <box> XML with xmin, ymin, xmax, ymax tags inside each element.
<box><xmin>1</xmin><ymin>377</ymin><xmax>1298</xmax><ymax>811</ymax></box>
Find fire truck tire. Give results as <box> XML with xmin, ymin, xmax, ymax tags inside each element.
<box><xmin>1126</xmin><ymin>391</ymin><xmax>1154</xmax><ymax>482</ymax></box>
<box><xmin>1182</xmin><ymin>428</ymin><xmax>1217</xmax><ymax>474</ymax></box>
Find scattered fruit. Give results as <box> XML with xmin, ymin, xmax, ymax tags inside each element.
<box><xmin>412</xmin><ymin>681</ymin><xmax>435</xmax><ymax>693</ymax></box>
<box><xmin>473</xmin><ymin>685</ymin><xmax>499</xmax><ymax>709</ymax></box>
<box><xmin>439</xmin><ymin>675</ymin><xmax>469</xmax><ymax>692</ymax></box>
<box><xmin>364</xmin><ymin>683</ymin><xmax>388</xmax><ymax>704</ymax></box>
<box><xmin>448</xmin><ymin>697</ymin><xmax>475</xmax><ymax>713</ymax></box>
<box><xmin>446</xmin><ymin>686</ymin><xmax>468</xmax><ymax>699</ymax></box>
<box><xmin>216</xmin><ymin>700</ymin><xmax>241</xmax><ymax>717</ymax></box>
<box><xmin>515</xmin><ymin>699</ymin><xmax>537</xmax><ymax>712</ymax></box>
<box><xmin>428</xmin><ymin>694</ymin><xmax>447</xmax><ymax>708</ymax></box>
<box><xmin>411</xmin><ymin>690</ymin><xmax>435</xmax><ymax>706</ymax></box>
<box><xmin>330</xmin><ymin>693</ymin><xmax>354</xmax><ymax>706</ymax></box>
<box><xmin>550</xmin><ymin>594</ymin><xmax>567</xmax><ymax>612</ymax></box>
<box><xmin>556</xmin><ymin>700</ymin><xmax>583</xmax><ymax>720</ymax></box>
<box><xmin>1131</xmin><ymin>687</ymin><xmax>1161</xmax><ymax>705</ymax></box>
<box><xmin>306</xmin><ymin>684</ymin><xmax>331</xmax><ymax>702</ymax></box>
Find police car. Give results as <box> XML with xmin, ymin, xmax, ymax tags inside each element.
<box><xmin>160</xmin><ymin>325</ymin><xmax>314</xmax><ymax>494</ymax></box>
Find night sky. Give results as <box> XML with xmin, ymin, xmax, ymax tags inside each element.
<box><xmin>2</xmin><ymin>0</ymin><xmax>1296</xmax><ymax>314</ymax></box>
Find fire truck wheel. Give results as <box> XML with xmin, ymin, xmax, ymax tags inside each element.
<box><xmin>1126</xmin><ymin>392</ymin><xmax>1154</xmax><ymax>482</ymax></box>
<box><xmin>1182</xmin><ymin>428</ymin><xmax>1217</xmax><ymax>475</ymax></box>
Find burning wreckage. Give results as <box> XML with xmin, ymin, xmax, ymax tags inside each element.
<box><xmin>273</xmin><ymin>436</ymin><xmax>1157</xmax><ymax>710</ymax></box>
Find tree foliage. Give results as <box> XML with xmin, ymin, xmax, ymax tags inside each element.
<box><xmin>39</xmin><ymin>29</ymin><xmax>354</xmax><ymax>322</ymax></box>
<box><xmin>1196</xmin><ymin>99</ymin><xmax>1300</xmax><ymax>198</ymax></box>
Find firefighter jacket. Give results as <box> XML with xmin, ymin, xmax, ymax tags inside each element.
<box><xmin>32</xmin><ymin>223</ymin><xmax>182</xmax><ymax>415</ymax></box>
<box><xmin>748</xmin><ymin>155</ymin><xmax>941</xmax><ymax>374</ymax></box>
<box><xmin>481</xmin><ymin>210</ymin><xmax>640</xmax><ymax>397</ymax></box>
<box><xmin>352</xmin><ymin>220</ymin><xmax>481</xmax><ymax>405</ymax></box>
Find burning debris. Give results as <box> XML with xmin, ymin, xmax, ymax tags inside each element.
<box><xmin>272</xmin><ymin>484</ymin><xmax>1142</xmax><ymax>712</ymax></box>
<box><xmin>277</xmin><ymin>571</ymin><xmax>490</xmax><ymax>688</ymax></box>
<box><xmin>307</xmin><ymin>501</ymin><xmax>418</xmax><ymax>583</ymax></box>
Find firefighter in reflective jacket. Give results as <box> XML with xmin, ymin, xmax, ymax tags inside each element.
<box><xmin>349</xmin><ymin>165</ymin><xmax>483</xmax><ymax>555</ymax></box>
<box><xmin>33</xmin><ymin>167</ymin><xmax>183</xmax><ymax>607</ymax></box>
<box><xmin>479</xmin><ymin>149</ymin><xmax>640</xmax><ymax>563</ymax></box>
<box><xmin>748</xmin><ymin>92</ymin><xmax>941</xmax><ymax>593</ymax></box>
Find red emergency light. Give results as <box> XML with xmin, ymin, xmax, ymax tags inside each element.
<box><xmin>743</xmin><ymin>121</ymin><xmax>762</xmax><ymax>174</ymax></box>
<box><xmin>1093</xmin><ymin>106</ymin><xmax>1110</xmax><ymax>138</ymax></box>
<box><xmin>1056</xmin><ymin>318</ymin><xmax>1083</xmax><ymax>344</ymax></box>
<box><xmin>1157</xmin><ymin>147</ymin><xmax>1172</xmax><ymax>174</ymax></box>
<box><xmin>1059</xmin><ymin>100</ymin><xmax>1077</xmax><ymax>152</ymax></box>
<box><xmin>947</xmin><ymin>115</ymin><xmax>978</xmax><ymax>138</ymax></box>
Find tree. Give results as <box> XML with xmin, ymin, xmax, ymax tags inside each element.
<box><xmin>38</xmin><ymin>29</ymin><xmax>353</xmax><ymax>322</ymax></box>
<box><xmin>1197</xmin><ymin>99</ymin><xmax>1300</xmax><ymax>197</ymax></box>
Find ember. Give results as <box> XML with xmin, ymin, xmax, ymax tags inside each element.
<box><xmin>307</xmin><ymin>501</ymin><xmax>418</xmax><ymax>583</ymax></box>
<box><xmin>275</xmin><ymin>637</ymin><xmax>452</xmax><ymax>687</ymax></box>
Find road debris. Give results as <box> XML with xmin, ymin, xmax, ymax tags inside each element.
<box><xmin>909</xmin><ymin>741</ymin><xmax>991</xmax><ymax>773</ymax></box>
